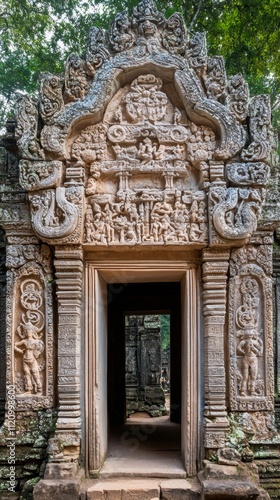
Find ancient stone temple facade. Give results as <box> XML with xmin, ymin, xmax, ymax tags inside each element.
<box><xmin>0</xmin><ymin>1</ymin><xmax>280</xmax><ymax>498</ymax></box>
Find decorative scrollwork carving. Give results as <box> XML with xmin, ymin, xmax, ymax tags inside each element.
<box><xmin>64</xmin><ymin>54</ymin><xmax>92</xmax><ymax>102</ymax></box>
<box><xmin>226</xmin><ymin>162</ymin><xmax>270</xmax><ymax>187</ymax></box>
<box><xmin>19</xmin><ymin>160</ymin><xmax>63</xmax><ymax>191</ymax></box>
<box><xmin>187</xmin><ymin>32</ymin><xmax>207</xmax><ymax>70</ymax></box>
<box><xmin>162</xmin><ymin>13</ymin><xmax>187</xmax><ymax>55</ymax></box>
<box><xmin>241</xmin><ymin>95</ymin><xmax>272</xmax><ymax>162</ymax></box>
<box><xmin>212</xmin><ymin>186</ymin><xmax>264</xmax><ymax>240</ymax></box>
<box><xmin>85</xmin><ymin>27</ymin><xmax>110</xmax><ymax>76</ymax></box>
<box><xmin>30</xmin><ymin>187</ymin><xmax>80</xmax><ymax>239</ymax></box>
<box><xmin>227</xmin><ymin>74</ymin><xmax>249</xmax><ymax>123</ymax></box>
<box><xmin>204</xmin><ymin>56</ymin><xmax>227</xmax><ymax>103</ymax></box>
<box><xmin>107</xmin><ymin>12</ymin><xmax>135</xmax><ymax>52</ymax></box>
<box><xmin>39</xmin><ymin>72</ymin><xmax>64</xmax><ymax>124</ymax></box>
<box><xmin>15</xmin><ymin>95</ymin><xmax>45</xmax><ymax>160</ymax></box>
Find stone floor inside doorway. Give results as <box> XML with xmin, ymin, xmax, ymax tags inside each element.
<box><xmin>100</xmin><ymin>412</ymin><xmax>186</xmax><ymax>478</ymax></box>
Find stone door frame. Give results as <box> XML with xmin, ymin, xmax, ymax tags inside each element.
<box><xmin>84</xmin><ymin>260</ymin><xmax>201</xmax><ymax>477</ymax></box>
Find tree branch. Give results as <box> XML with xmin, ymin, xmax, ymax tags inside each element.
<box><xmin>189</xmin><ymin>0</ymin><xmax>204</xmax><ymax>32</ymax></box>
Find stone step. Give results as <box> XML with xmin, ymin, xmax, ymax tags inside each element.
<box><xmin>80</xmin><ymin>478</ymin><xmax>201</xmax><ymax>500</ymax></box>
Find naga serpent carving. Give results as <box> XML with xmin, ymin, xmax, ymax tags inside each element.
<box><xmin>30</xmin><ymin>187</ymin><xmax>79</xmax><ymax>239</ymax></box>
<box><xmin>212</xmin><ymin>187</ymin><xmax>260</xmax><ymax>240</ymax></box>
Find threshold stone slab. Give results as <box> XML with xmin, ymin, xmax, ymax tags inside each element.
<box><xmin>86</xmin><ymin>479</ymin><xmax>160</xmax><ymax>500</ymax></box>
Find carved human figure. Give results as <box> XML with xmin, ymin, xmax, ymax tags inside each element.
<box><xmin>237</xmin><ymin>329</ymin><xmax>263</xmax><ymax>396</ymax></box>
<box><xmin>14</xmin><ymin>322</ymin><xmax>44</xmax><ymax>395</ymax></box>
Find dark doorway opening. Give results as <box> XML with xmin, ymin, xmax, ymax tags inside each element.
<box><xmin>104</xmin><ymin>281</ymin><xmax>183</xmax><ymax>477</ymax></box>
<box><xmin>107</xmin><ymin>282</ymin><xmax>181</xmax><ymax>426</ymax></box>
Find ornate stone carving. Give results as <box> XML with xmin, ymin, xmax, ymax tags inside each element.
<box><xmin>204</xmin><ymin>56</ymin><xmax>227</xmax><ymax>103</ymax></box>
<box><xmin>5</xmin><ymin>244</ymin><xmax>53</xmax><ymax>409</ymax></box>
<box><xmin>229</xmin><ymin>245</ymin><xmax>274</xmax><ymax>411</ymax></box>
<box><xmin>227</xmin><ymin>74</ymin><xmax>249</xmax><ymax>123</ymax></box>
<box><xmin>15</xmin><ymin>95</ymin><xmax>44</xmax><ymax>160</ymax></box>
<box><xmin>39</xmin><ymin>73</ymin><xmax>64</xmax><ymax>124</ymax></box>
<box><xmin>64</xmin><ymin>54</ymin><xmax>92</xmax><ymax>103</ymax></box>
<box><xmin>226</xmin><ymin>162</ymin><xmax>270</xmax><ymax>187</ymax></box>
<box><xmin>29</xmin><ymin>187</ymin><xmax>82</xmax><ymax>241</ymax></box>
<box><xmin>187</xmin><ymin>32</ymin><xmax>207</xmax><ymax>72</ymax></box>
<box><xmin>107</xmin><ymin>12</ymin><xmax>135</xmax><ymax>52</ymax></box>
<box><xmin>75</xmin><ymin>73</ymin><xmax>212</xmax><ymax>246</ymax></box>
<box><xmin>86</xmin><ymin>27</ymin><xmax>110</xmax><ymax>76</ymax></box>
<box><xmin>211</xmin><ymin>186</ymin><xmax>265</xmax><ymax>240</ymax></box>
<box><xmin>19</xmin><ymin>160</ymin><xmax>63</xmax><ymax>191</ymax></box>
<box><xmin>241</xmin><ymin>95</ymin><xmax>272</xmax><ymax>162</ymax></box>
<box><xmin>162</xmin><ymin>13</ymin><xmax>187</xmax><ymax>55</ymax></box>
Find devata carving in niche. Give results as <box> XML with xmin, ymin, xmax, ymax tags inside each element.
<box><xmin>235</xmin><ymin>277</ymin><xmax>264</xmax><ymax>398</ymax></box>
<box><xmin>14</xmin><ymin>279</ymin><xmax>45</xmax><ymax>396</ymax></box>
<box><xmin>237</xmin><ymin>329</ymin><xmax>263</xmax><ymax>397</ymax></box>
<box><xmin>15</xmin><ymin>321</ymin><xmax>44</xmax><ymax>395</ymax></box>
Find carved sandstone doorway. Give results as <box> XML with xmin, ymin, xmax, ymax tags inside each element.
<box><xmin>85</xmin><ymin>260</ymin><xmax>201</xmax><ymax>477</ymax></box>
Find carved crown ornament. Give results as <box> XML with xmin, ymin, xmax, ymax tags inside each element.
<box><xmin>13</xmin><ymin>0</ymin><xmax>274</xmax><ymax>247</ymax></box>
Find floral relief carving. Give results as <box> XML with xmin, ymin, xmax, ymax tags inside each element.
<box><xmin>227</xmin><ymin>74</ymin><xmax>249</xmax><ymax>123</ymax></box>
<box><xmin>162</xmin><ymin>13</ymin><xmax>187</xmax><ymax>55</ymax></box>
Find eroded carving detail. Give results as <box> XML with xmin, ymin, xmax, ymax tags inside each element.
<box><xmin>227</xmin><ymin>74</ymin><xmax>249</xmax><ymax>123</ymax></box>
<box><xmin>19</xmin><ymin>160</ymin><xmax>63</xmax><ymax>191</ymax></box>
<box><xmin>162</xmin><ymin>13</ymin><xmax>187</xmax><ymax>55</ymax></box>
<box><xmin>204</xmin><ymin>56</ymin><xmax>227</xmax><ymax>103</ymax></box>
<box><xmin>64</xmin><ymin>54</ymin><xmax>92</xmax><ymax>102</ymax></box>
<box><xmin>107</xmin><ymin>12</ymin><xmax>135</xmax><ymax>52</ymax></box>
<box><xmin>39</xmin><ymin>73</ymin><xmax>64</xmax><ymax>124</ymax></box>
<box><xmin>86</xmin><ymin>27</ymin><xmax>110</xmax><ymax>76</ymax></box>
<box><xmin>241</xmin><ymin>95</ymin><xmax>272</xmax><ymax>162</ymax></box>
<box><xmin>15</xmin><ymin>95</ymin><xmax>45</xmax><ymax>160</ymax></box>
<box><xmin>187</xmin><ymin>32</ymin><xmax>207</xmax><ymax>72</ymax></box>
<box><xmin>226</xmin><ymin>162</ymin><xmax>270</xmax><ymax>187</ymax></box>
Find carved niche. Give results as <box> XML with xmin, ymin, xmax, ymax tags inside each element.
<box><xmin>229</xmin><ymin>245</ymin><xmax>274</xmax><ymax>412</ymax></box>
<box><xmin>6</xmin><ymin>244</ymin><xmax>54</xmax><ymax>409</ymax></box>
<box><xmin>75</xmin><ymin>74</ymin><xmax>213</xmax><ymax>246</ymax></box>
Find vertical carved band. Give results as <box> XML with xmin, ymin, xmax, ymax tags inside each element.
<box><xmin>202</xmin><ymin>249</ymin><xmax>229</xmax><ymax>449</ymax></box>
<box><xmin>229</xmin><ymin>245</ymin><xmax>274</xmax><ymax>412</ymax></box>
<box><xmin>6</xmin><ymin>244</ymin><xmax>54</xmax><ymax>410</ymax></box>
<box><xmin>54</xmin><ymin>246</ymin><xmax>83</xmax><ymax>461</ymax></box>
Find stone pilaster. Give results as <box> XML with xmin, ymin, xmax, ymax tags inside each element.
<box><xmin>202</xmin><ymin>249</ymin><xmax>229</xmax><ymax>451</ymax></box>
<box><xmin>273</xmin><ymin>246</ymin><xmax>280</xmax><ymax>428</ymax></box>
<box><xmin>51</xmin><ymin>245</ymin><xmax>83</xmax><ymax>470</ymax></box>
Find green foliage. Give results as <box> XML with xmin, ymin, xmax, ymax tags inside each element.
<box><xmin>160</xmin><ymin>314</ymin><xmax>170</xmax><ymax>350</ymax></box>
<box><xmin>0</xmin><ymin>0</ymin><xmax>280</xmax><ymax>131</ymax></box>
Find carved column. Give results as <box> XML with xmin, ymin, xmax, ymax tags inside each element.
<box><xmin>202</xmin><ymin>249</ymin><xmax>229</xmax><ymax>452</ymax></box>
<box><xmin>273</xmin><ymin>246</ymin><xmax>280</xmax><ymax>428</ymax></box>
<box><xmin>50</xmin><ymin>245</ymin><xmax>83</xmax><ymax>471</ymax></box>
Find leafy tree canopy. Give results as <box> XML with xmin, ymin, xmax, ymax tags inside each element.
<box><xmin>1</xmin><ymin>0</ymin><xmax>280</xmax><ymax>131</ymax></box>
